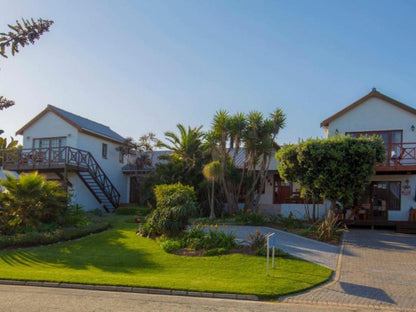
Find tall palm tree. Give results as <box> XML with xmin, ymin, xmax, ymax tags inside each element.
<box><xmin>202</xmin><ymin>160</ymin><xmax>222</xmax><ymax>220</ymax></box>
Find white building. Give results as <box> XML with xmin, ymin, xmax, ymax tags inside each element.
<box><xmin>321</xmin><ymin>88</ymin><xmax>416</xmax><ymax>223</ymax></box>
<box><xmin>3</xmin><ymin>105</ymin><xmax>129</xmax><ymax>212</ymax></box>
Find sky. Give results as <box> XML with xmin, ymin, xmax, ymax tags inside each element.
<box><xmin>1</xmin><ymin>0</ymin><xmax>416</xmax><ymax>145</ymax></box>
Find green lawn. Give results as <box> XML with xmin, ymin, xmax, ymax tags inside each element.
<box><xmin>0</xmin><ymin>216</ymin><xmax>331</xmax><ymax>297</ymax></box>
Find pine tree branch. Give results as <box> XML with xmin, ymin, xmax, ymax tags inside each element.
<box><xmin>0</xmin><ymin>18</ymin><xmax>53</xmax><ymax>58</ymax></box>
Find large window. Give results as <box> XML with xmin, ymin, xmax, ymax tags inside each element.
<box><xmin>33</xmin><ymin>137</ymin><xmax>66</xmax><ymax>149</ymax></box>
<box><xmin>347</xmin><ymin>130</ymin><xmax>402</xmax><ymax>164</ymax></box>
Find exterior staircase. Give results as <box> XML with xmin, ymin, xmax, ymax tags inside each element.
<box><xmin>2</xmin><ymin>146</ymin><xmax>120</xmax><ymax>212</ymax></box>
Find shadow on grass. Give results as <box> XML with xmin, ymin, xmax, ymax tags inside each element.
<box><xmin>0</xmin><ymin>228</ymin><xmax>161</xmax><ymax>274</ymax></box>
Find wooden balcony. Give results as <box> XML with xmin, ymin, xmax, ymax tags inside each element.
<box><xmin>2</xmin><ymin>146</ymin><xmax>120</xmax><ymax>211</ymax></box>
<box><xmin>375</xmin><ymin>142</ymin><xmax>416</xmax><ymax>172</ymax></box>
<box><xmin>3</xmin><ymin>146</ymin><xmax>90</xmax><ymax>172</ymax></box>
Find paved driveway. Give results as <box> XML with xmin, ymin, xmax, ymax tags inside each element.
<box><xmin>223</xmin><ymin>225</ymin><xmax>340</xmax><ymax>270</ymax></box>
<box><xmin>283</xmin><ymin>230</ymin><xmax>416</xmax><ymax>311</ymax></box>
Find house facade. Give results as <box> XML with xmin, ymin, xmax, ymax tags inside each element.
<box><xmin>321</xmin><ymin>88</ymin><xmax>416</xmax><ymax>223</ymax></box>
<box><xmin>231</xmin><ymin>149</ymin><xmax>330</xmax><ymax>219</ymax></box>
<box><xmin>3</xmin><ymin>105</ymin><xmax>129</xmax><ymax>212</ymax></box>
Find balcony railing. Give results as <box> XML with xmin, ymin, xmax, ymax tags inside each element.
<box><xmin>2</xmin><ymin>146</ymin><xmax>120</xmax><ymax>209</ymax></box>
<box><xmin>377</xmin><ymin>142</ymin><xmax>416</xmax><ymax>169</ymax></box>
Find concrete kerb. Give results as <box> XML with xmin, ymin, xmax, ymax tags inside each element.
<box><xmin>0</xmin><ymin>279</ymin><xmax>260</xmax><ymax>301</ymax></box>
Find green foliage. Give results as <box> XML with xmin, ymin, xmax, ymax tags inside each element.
<box><xmin>273</xmin><ymin>214</ymin><xmax>305</xmax><ymax>229</ymax></box>
<box><xmin>116</xmin><ymin>206</ymin><xmax>150</xmax><ymax>216</ymax></box>
<box><xmin>0</xmin><ymin>18</ymin><xmax>54</xmax><ymax>58</ymax></box>
<box><xmin>276</xmin><ymin>135</ymin><xmax>385</xmax><ymax>209</ymax></box>
<box><xmin>246</xmin><ymin>230</ymin><xmax>267</xmax><ymax>253</ymax></box>
<box><xmin>207</xmin><ymin>108</ymin><xmax>286</xmax><ymax>213</ymax></box>
<box><xmin>0</xmin><ymin>136</ymin><xmax>21</xmax><ymax>166</ymax></box>
<box><xmin>141</xmin><ymin>125</ymin><xmax>210</xmax><ymax>213</ymax></box>
<box><xmin>204</xmin><ymin>247</ymin><xmax>228</xmax><ymax>256</ymax></box>
<box><xmin>160</xmin><ymin>239</ymin><xmax>182</xmax><ymax>253</ymax></box>
<box><xmin>146</xmin><ymin>183</ymin><xmax>197</xmax><ymax>236</ymax></box>
<box><xmin>0</xmin><ymin>18</ymin><xmax>54</xmax><ymax>110</ymax></box>
<box><xmin>0</xmin><ymin>217</ymin><xmax>110</xmax><ymax>249</ymax></box>
<box><xmin>0</xmin><ymin>215</ymin><xmax>332</xmax><ymax>297</ymax></box>
<box><xmin>0</xmin><ymin>172</ymin><xmax>68</xmax><ymax>234</ymax></box>
<box><xmin>317</xmin><ymin>210</ymin><xmax>345</xmax><ymax>242</ymax></box>
<box><xmin>183</xmin><ymin>227</ymin><xmax>238</xmax><ymax>251</ymax></box>
<box><xmin>234</xmin><ymin>212</ymin><xmax>267</xmax><ymax>225</ymax></box>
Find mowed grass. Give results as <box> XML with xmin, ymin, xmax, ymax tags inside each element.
<box><xmin>0</xmin><ymin>216</ymin><xmax>331</xmax><ymax>297</ymax></box>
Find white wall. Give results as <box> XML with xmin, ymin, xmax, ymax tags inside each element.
<box><xmin>327</xmin><ymin>97</ymin><xmax>416</xmax><ymax>141</ymax></box>
<box><xmin>67</xmin><ymin>172</ymin><xmax>102</xmax><ymax>211</ymax></box>
<box><xmin>20</xmin><ymin>112</ymin><xmax>78</xmax><ymax>148</ymax></box>
<box><xmin>326</xmin><ymin>96</ymin><xmax>416</xmax><ymax>221</ymax></box>
<box><xmin>19</xmin><ymin>111</ymin><xmax>129</xmax><ymax>207</ymax></box>
<box><xmin>77</xmin><ymin>132</ymin><xmax>129</xmax><ymax>204</ymax></box>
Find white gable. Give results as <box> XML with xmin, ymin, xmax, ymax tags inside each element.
<box><xmin>19</xmin><ymin>111</ymin><xmax>78</xmax><ymax>148</ymax></box>
<box><xmin>326</xmin><ymin>97</ymin><xmax>416</xmax><ymax>142</ymax></box>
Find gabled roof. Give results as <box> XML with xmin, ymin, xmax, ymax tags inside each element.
<box><xmin>16</xmin><ymin>105</ymin><xmax>125</xmax><ymax>144</ymax></box>
<box><xmin>320</xmin><ymin>88</ymin><xmax>416</xmax><ymax>128</ymax></box>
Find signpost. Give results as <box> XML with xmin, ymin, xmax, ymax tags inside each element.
<box><xmin>266</xmin><ymin>233</ymin><xmax>276</xmax><ymax>276</ymax></box>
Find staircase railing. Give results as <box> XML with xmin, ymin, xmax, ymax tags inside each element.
<box><xmin>2</xmin><ymin>146</ymin><xmax>120</xmax><ymax>209</ymax></box>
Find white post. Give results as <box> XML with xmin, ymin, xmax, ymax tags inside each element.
<box><xmin>266</xmin><ymin>233</ymin><xmax>275</xmax><ymax>276</ymax></box>
<box><xmin>266</xmin><ymin>235</ymin><xmax>270</xmax><ymax>276</ymax></box>
<box><xmin>272</xmin><ymin>246</ymin><xmax>275</xmax><ymax>269</ymax></box>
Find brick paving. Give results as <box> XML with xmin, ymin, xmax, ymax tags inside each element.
<box><xmin>282</xmin><ymin>230</ymin><xmax>416</xmax><ymax>311</ymax></box>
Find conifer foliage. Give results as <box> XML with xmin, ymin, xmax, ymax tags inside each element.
<box><xmin>0</xmin><ymin>18</ymin><xmax>54</xmax><ymax>110</ymax></box>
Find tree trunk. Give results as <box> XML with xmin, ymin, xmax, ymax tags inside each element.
<box><xmin>209</xmin><ymin>180</ymin><xmax>216</xmax><ymax>220</ymax></box>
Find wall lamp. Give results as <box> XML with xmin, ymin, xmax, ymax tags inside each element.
<box><xmin>411</xmin><ymin>125</ymin><xmax>415</xmax><ymax>132</ymax></box>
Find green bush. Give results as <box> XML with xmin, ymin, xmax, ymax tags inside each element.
<box><xmin>183</xmin><ymin>227</ymin><xmax>238</xmax><ymax>251</ymax></box>
<box><xmin>204</xmin><ymin>247</ymin><xmax>228</xmax><ymax>256</ymax></box>
<box><xmin>273</xmin><ymin>214</ymin><xmax>305</xmax><ymax>229</ymax></box>
<box><xmin>160</xmin><ymin>239</ymin><xmax>182</xmax><ymax>253</ymax></box>
<box><xmin>0</xmin><ymin>218</ymin><xmax>110</xmax><ymax>249</ymax></box>
<box><xmin>246</xmin><ymin>230</ymin><xmax>266</xmax><ymax>253</ymax></box>
<box><xmin>146</xmin><ymin>183</ymin><xmax>197</xmax><ymax>236</ymax></box>
<box><xmin>116</xmin><ymin>206</ymin><xmax>150</xmax><ymax>216</ymax></box>
<box><xmin>0</xmin><ymin>172</ymin><xmax>68</xmax><ymax>235</ymax></box>
<box><xmin>317</xmin><ymin>211</ymin><xmax>345</xmax><ymax>242</ymax></box>
<box><xmin>234</xmin><ymin>212</ymin><xmax>267</xmax><ymax>225</ymax></box>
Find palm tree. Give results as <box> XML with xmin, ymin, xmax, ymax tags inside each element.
<box><xmin>202</xmin><ymin>160</ymin><xmax>222</xmax><ymax>220</ymax></box>
<box><xmin>158</xmin><ymin>124</ymin><xmax>205</xmax><ymax>172</ymax></box>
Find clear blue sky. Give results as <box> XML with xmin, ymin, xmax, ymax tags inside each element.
<box><xmin>1</xmin><ymin>0</ymin><xmax>415</xmax><ymax>145</ymax></box>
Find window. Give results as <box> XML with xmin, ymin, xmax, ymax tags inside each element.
<box><xmin>33</xmin><ymin>137</ymin><xmax>66</xmax><ymax>149</ymax></box>
<box><xmin>102</xmin><ymin>143</ymin><xmax>108</xmax><ymax>159</ymax></box>
<box><xmin>119</xmin><ymin>151</ymin><xmax>124</xmax><ymax>163</ymax></box>
<box><xmin>347</xmin><ymin>130</ymin><xmax>403</xmax><ymax>165</ymax></box>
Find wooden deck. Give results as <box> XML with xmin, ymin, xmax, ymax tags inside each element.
<box><xmin>342</xmin><ymin>219</ymin><xmax>416</xmax><ymax>234</ymax></box>
<box><xmin>375</xmin><ymin>142</ymin><xmax>416</xmax><ymax>173</ymax></box>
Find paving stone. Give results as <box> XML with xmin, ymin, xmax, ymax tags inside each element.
<box><xmin>282</xmin><ymin>230</ymin><xmax>416</xmax><ymax>311</ymax></box>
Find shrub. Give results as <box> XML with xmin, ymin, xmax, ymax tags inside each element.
<box><xmin>160</xmin><ymin>239</ymin><xmax>182</xmax><ymax>253</ymax></box>
<box><xmin>273</xmin><ymin>214</ymin><xmax>305</xmax><ymax>229</ymax></box>
<box><xmin>183</xmin><ymin>227</ymin><xmax>238</xmax><ymax>251</ymax></box>
<box><xmin>116</xmin><ymin>206</ymin><xmax>150</xmax><ymax>216</ymax></box>
<box><xmin>204</xmin><ymin>247</ymin><xmax>227</xmax><ymax>256</ymax></box>
<box><xmin>246</xmin><ymin>230</ymin><xmax>266</xmax><ymax>253</ymax></box>
<box><xmin>146</xmin><ymin>183</ymin><xmax>197</xmax><ymax>236</ymax></box>
<box><xmin>234</xmin><ymin>212</ymin><xmax>267</xmax><ymax>225</ymax></box>
<box><xmin>317</xmin><ymin>211</ymin><xmax>345</xmax><ymax>242</ymax></box>
<box><xmin>0</xmin><ymin>217</ymin><xmax>110</xmax><ymax>249</ymax></box>
<box><xmin>0</xmin><ymin>172</ymin><xmax>68</xmax><ymax>235</ymax></box>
